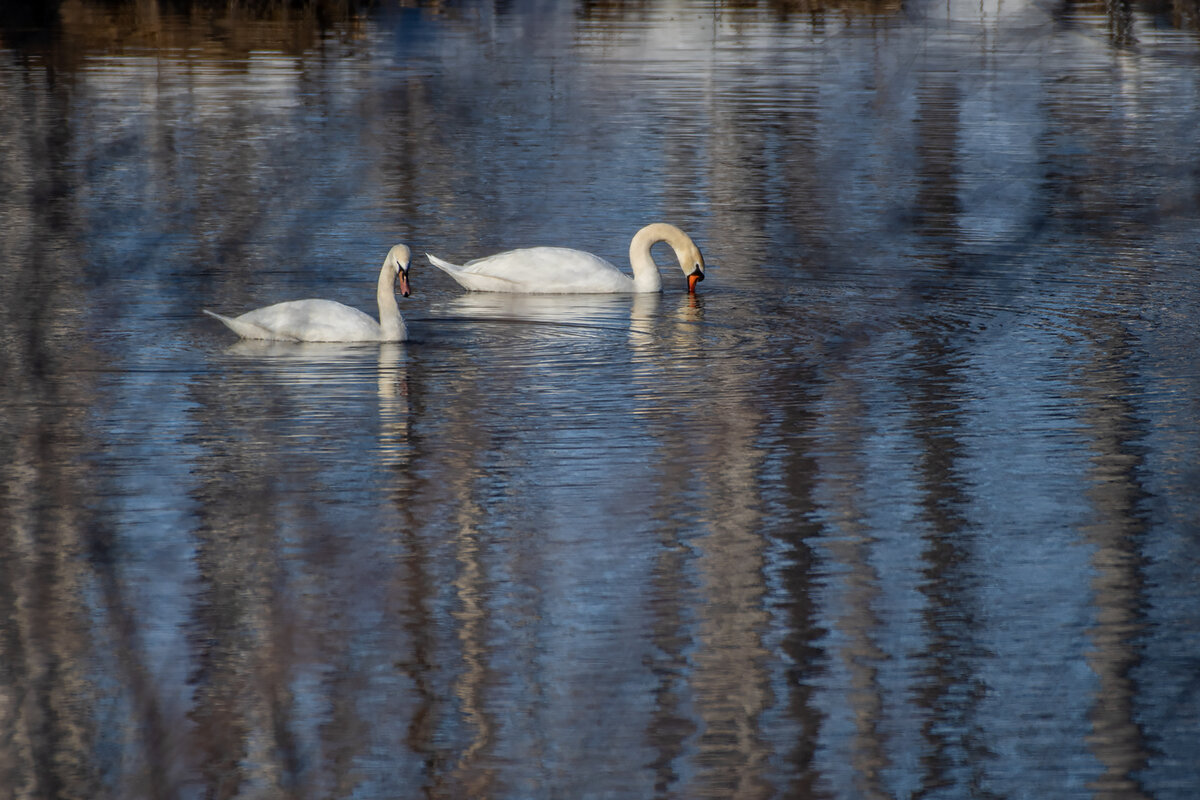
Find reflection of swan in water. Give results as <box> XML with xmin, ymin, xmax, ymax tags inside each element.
<box><xmin>629</xmin><ymin>292</ymin><xmax>661</xmax><ymax>324</ymax></box>
<box><xmin>629</xmin><ymin>292</ymin><xmax>661</xmax><ymax>343</ymax></box>
<box><xmin>441</xmin><ymin>292</ymin><xmax>672</xmax><ymax>343</ymax></box>
<box><xmin>426</xmin><ymin>223</ymin><xmax>706</xmax><ymax>294</ymax></box>
<box><xmin>222</xmin><ymin>340</ymin><xmax>373</xmax><ymax>360</ymax></box>
<box><xmin>376</xmin><ymin>344</ymin><xmax>410</xmax><ymax>467</ymax></box>
<box><xmin>444</xmin><ymin>292</ymin><xmax>635</xmax><ymax>326</ymax></box>
<box><xmin>216</xmin><ymin>339</ymin><xmax>411</xmax><ymax>465</ymax></box>
<box><xmin>205</xmin><ymin>244</ymin><xmax>412</xmax><ymax>342</ymax></box>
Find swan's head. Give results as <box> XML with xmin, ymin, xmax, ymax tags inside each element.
<box><xmin>387</xmin><ymin>244</ymin><xmax>412</xmax><ymax>297</ymax></box>
<box><xmin>679</xmin><ymin>244</ymin><xmax>705</xmax><ymax>294</ymax></box>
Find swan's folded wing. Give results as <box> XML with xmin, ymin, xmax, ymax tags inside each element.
<box><xmin>435</xmin><ymin>247</ymin><xmax>633</xmax><ymax>293</ymax></box>
<box><xmin>206</xmin><ymin>300</ymin><xmax>381</xmax><ymax>342</ymax></box>
<box><xmin>253</xmin><ymin>300</ymin><xmax>382</xmax><ymax>341</ymax></box>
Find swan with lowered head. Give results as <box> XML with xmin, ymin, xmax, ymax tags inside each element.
<box><xmin>204</xmin><ymin>244</ymin><xmax>412</xmax><ymax>342</ymax></box>
<box><xmin>425</xmin><ymin>223</ymin><xmax>705</xmax><ymax>294</ymax></box>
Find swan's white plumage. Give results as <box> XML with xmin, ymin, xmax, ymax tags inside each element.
<box><xmin>204</xmin><ymin>300</ymin><xmax>384</xmax><ymax>342</ymax></box>
<box><xmin>425</xmin><ymin>223</ymin><xmax>705</xmax><ymax>295</ymax></box>
<box><xmin>426</xmin><ymin>248</ymin><xmax>632</xmax><ymax>294</ymax></box>
<box><xmin>205</xmin><ymin>244</ymin><xmax>411</xmax><ymax>342</ymax></box>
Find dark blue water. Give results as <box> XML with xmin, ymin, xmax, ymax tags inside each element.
<box><xmin>1</xmin><ymin>1</ymin><xmax>1199</xmax><ymax>797</ymax></box>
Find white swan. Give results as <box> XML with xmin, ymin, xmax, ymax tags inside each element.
<box><xmin>425</xmin><ymin>223</ymin><xmax>706</xmax><ymax>294</ymax></box>
<box><xmin>204</xmin><ymin>244</ymin><xmax>412</xmax><ymax>342</ymax></box>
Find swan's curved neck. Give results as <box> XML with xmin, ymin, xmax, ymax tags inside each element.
<box><xmin>377</xmin><ymin>262</ymin><xmax>405</xmax><ymax>341</ymax></box>
<box><xmin>628</xmin><ymin>223</ymin><xmax>691</xmax><ymax>293</ymax></box>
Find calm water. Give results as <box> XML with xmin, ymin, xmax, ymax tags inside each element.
<box><xmin>2</xmin><ymin>0</ymin><xmax>1199</xmax><ymax>797</ymax></box>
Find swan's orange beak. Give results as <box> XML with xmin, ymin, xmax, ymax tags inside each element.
<box><xmin>687</xmin><ymin>269</ymin><xmax>704</xmax><ymax>294</ymax></box>
<box><xmin>399</xmin><ymin>270</ymin><xmax>411</xmax><ymax>297</ymax></box>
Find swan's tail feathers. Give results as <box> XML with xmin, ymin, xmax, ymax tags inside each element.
<box><xmin>203</xmin><ymin>309</ymin><xmax>240</xmax><ymax>330</ymax></box>
<box><xmin>426</xmin><ymin>253</ymin><xmax>466</xmax><ymax>278</ymax></box>
<box><xmin>204</xmin><ymin>309</ymin><xmax>231</xmax><ymax>323</ymax></box>
<box><xmin>204</xmin><ymin>309</ymin><xmax>272</xmax><ymax>340</ymax></box>
<box><xmin>426</xmin><ymin>252</ymin><xmax>526</xmax><ymax>293</ymax></box>
<box><xmin>427</xmin><ymin>252</ymin><xmax>497</xmax><ymax>291</ymax></box>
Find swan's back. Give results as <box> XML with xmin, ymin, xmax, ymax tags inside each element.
<box><xmin>207</xmin><ymin>299</ymin><xmax>383</xmax><ymax>342</ymax></box>
<box><xmin>434</xmin><ymin>247</ymin><xmax>635</xmax><ymax>294</ymax></box>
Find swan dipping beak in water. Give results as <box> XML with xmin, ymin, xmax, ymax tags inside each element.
<box><xmin>204</xmin><ymin>244</ymin><xmax>412</xmax><ymax>342</ymax></box>
<box><xmin>425</xmin><ymin>223</ymin><xmax>706</xmax><ymax>295</ymax></box>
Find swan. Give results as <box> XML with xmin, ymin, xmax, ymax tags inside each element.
<box><xmin>204</xmin><ymin>244</ymin><xmax>412</xmax><ymax>342</ymax></box>
<box><xmin>425</xmin><ymin>223</ymin><xmax>706</xmax><ymax>294</ymax></box>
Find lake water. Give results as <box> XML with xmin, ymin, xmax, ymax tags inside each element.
<box><xmin>2</xmin><ymin>0</ymin><xmax>1199</xmax><ymax>797</ymax></box>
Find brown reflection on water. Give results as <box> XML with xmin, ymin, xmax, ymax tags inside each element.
<box><xmin>761</xmin><ymin>359</ymin><xmax>827</xmax><ymax>799</ymax></box>
<box><xmin>627</xmin><ymin>293</ymin><xmax>783</xmax><ymax>797</ymax></box>
<box><xmin>695</xmin><ymin>344</ymin><xmax>773</xmax><ymax>798</ymax></box>
<box><xmin>905</xmin><ymin>70</ymin><xmax>998</xmax><ymax>799</ymax></box>
<box><xmin>14</xmin><ymin>0</ymin><xmax>373</xmax><ymax>60</ymax></box>
<box><xmin>1</xmin><ymin>441</ymin><xmax>103</xmax><ymax>800</ymax></box>
<box><xmin>629</xmin><ymin>296</ymin><xmax>707</xmax><ymax>795</ymax></box>
<box><xmin>0</xmin><ymin>54</ymin><xmax>111</xmax><ymax>794</ymax></box>
<box><xmin>814</xmin><ymin>373</ymin><xmax>891</xmax><ymax>800</ymax></box>
<box><xmin>1072</xmin><ymin>315</ymin><xmax>1152</xmax><ymax>800</ymax></box>
<box><xmin>394</xmin><ymin>344</ymin><xmax>501</xmax><ymax>798</ymax></box>
<box><xmin>188</xmin><ymin>374</ymin><xmax>302</xmax><ymax>796</ymax></box>
<box><xmin>0</xmin><ymin>343</ymin><xmax>198</xmax><ymax>798</ymax></box>
<box><xmin>449</xmin><ymin>523</ymin><xmax>497</xmax><ymax>798</ymax></box>
<box><xmin>906</xmin><ymin>327</ymin><xmax>996</xmax><ymax>798</ymax></box>
<box><xmin>579</xmin><ymin>0</ymin><xmax>903</xmax><ymax>22</ymax></box>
